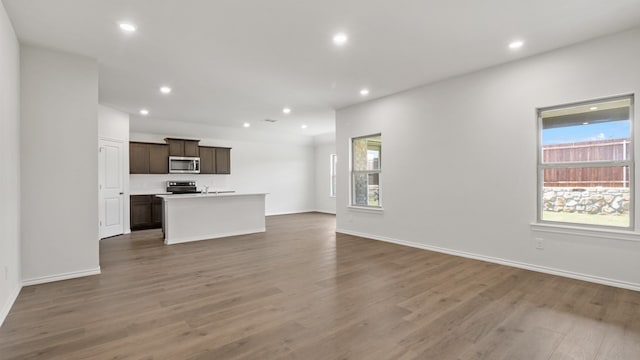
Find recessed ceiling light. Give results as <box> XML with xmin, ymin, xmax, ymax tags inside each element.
<box><xmin>333</xmin><ymin>33</ymin><xmax>348</xmax><ymax>46</ymax></box>
<box><xmin>583</xmin><ymin>122</ymin><xmax>589</xmax><ymax>125</ymax></box>
<box><xmin>590</xmin><ymin>106</ymin><xmax>598</xmax><ymax>111</ymax></box>
<box><xmin>160</xmin><ymin>86</ymin><xmax>172</xmax><ymax>94</ymax></box>
<box><xmin>119</xmin><ymin>23</ymin><xmax>137</xmax><ymax>33</ymax></box>
<box><xmin>508</xmin><ymin>40</ymin><xmax>524</xmax><ymax>50</ymax></box>
<box><xmin>243</xmin><ymin>122</ymin><xmax>251</xmax><ymax>128</ymax></box>
<box><xmin>360</xmin><ymin>88</ymin><xmax>370</xmax><ymax>96</ymax></box>
<box><xmin>139</xmin><ymin>109</ymin><xmax>149</xmax><ymax>116</ymax></box>
<box><xmin>301</xmin><ymin>124</ymin><xmax>308</xmax><ymax>129</ymax></box>
<box><xmin>282</xmin><ymin>107</ymin><xmax>291</xmax><ymax>114</ymax></box>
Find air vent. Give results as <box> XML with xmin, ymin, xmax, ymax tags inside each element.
<box><xmin>264</xmin><ymin>119</ymin><xmax>278</xmax><ymax>123</ymax></box>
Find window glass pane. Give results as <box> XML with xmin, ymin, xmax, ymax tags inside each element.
<box><xmin>541</xmin><ymin>98</ymin><xmax>631</xmax><ymax>163</ymax></box>
<box><xmin>330</xmin><ymin>154</ymin><xmax>337</xmax><ymax>197</ymax></box>
<box><xmin>352</xmin><ymin>173</ymin><xmax>380</xmax><ymax>207</ymax></box>
<box><xmin>353</xmin><ymin>135</ymin><xmax>381</xmax><ymax>171</ymax></box>
<box><xmin>541</xmin><ymin>166</ymin><xmax>630</xmax><ymax>227</ymax></box>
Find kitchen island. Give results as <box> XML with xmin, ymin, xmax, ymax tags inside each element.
<box><xmin>156</xmin><ymin>193</ymin><xmax>267</xmax><ymax>245</ymax></box>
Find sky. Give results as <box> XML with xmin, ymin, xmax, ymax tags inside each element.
<box><xmin>542</xmin><ymin>120</ymin><xmax>630</xmax><ymax>145</ymax></box>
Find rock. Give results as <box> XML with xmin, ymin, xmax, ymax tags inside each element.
<box><xmin>576</xmin><ymin>205</ymin><xmax>585</xmax><ymax>212</ymax></box>
<box><xmin>543</xmin><ymin>191</ymin><xmax>556</xmax><ymax>201</ymax></box>
<box><xmin>590</xmin><ymin>194</ymin><xmax>603</xmax><ymax>201</ymax></box>
<box><xmin>623</xmin><ymin>193</ymin><xmax>630</xmax><ymax>201</ymax></box>
<box><xmin>555</xmin><ymin>198</ymin><xmax>566</xmax><ymax>206</ymax></box>
<box><xmin>611</xmin><ymin>201</ymin><xmax>620</xmax><ymax>210</ymax></box>
<box><xmin>623</xmin><ymin>201</ymin><xmax>630</xmax><ymax>211</ymax></box>
<box><xmin>586</xmin><ymin>205</ymin><xmax>600</xmax><ymax>214</ymax></box>
<box><xmin>579</xmin><ymin>198</ymin><xmax>590</xmax><ymax>205</ymax></box>
<box><xmin>563</xmin><ymin>206</ymin><xmax>575</xmax><ymax>213</ymax></box>
<box><xmin>604</xmin><ymin>195</ymin><xmax>614</xmax><ymax>203</ymax></box>
<box><xmin>566</xmin><ymin>200</ymin><xmax>577</xmax><ymax>207</ymax></box>
<box><xmin>602</xmin><ymin>206</ymin><xmax>616</xmax><ymax>214</ymax></box>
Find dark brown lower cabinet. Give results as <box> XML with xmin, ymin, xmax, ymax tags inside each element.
<box><xmin>130</xmin><ymin>195</ymin><xmax>163</xmax><ymax>231</ymax></box>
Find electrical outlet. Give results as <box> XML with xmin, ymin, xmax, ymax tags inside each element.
<box><xmin>535</xmin><ymin>238</ymin><xmax>544</xmax><ymax>250</ymax></box>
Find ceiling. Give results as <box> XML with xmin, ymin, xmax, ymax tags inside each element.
<box><xmin>5</xmin><ymin>0</ymin><xmax>640</xmax><ymax>136</ymax></box>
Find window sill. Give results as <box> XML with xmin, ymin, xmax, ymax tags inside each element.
<box><xmin>530</xmin><ymin>222</ymin><xmax>640</xmax><ymax>242</ymax></box>
<box><xmin>348</xmin><ymin>205</ymin><xmax>384</xmax><ymax>213</ymax></box>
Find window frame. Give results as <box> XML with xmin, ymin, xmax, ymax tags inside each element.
<box><xmin>330</xmin><ymin>154</ymin><xmax>337</xmax><ymax>198</ymax></box>
<box><xmin>536</xmin><ymin>94</ymin><xmax>635</xmax><ymax>230</ymax></box>
<box><xmin>350</xmin><ymin>133</ymin><xmax>382</xmax><ymax>209</ymax></box>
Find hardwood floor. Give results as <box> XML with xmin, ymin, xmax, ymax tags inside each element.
<box><xmin>1</xmin><ymin>212</ymin><xmax>639</xmax><ymax>359</ymax></box>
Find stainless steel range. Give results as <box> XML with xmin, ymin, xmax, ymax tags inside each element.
<box><xmin>166</xmin><ymin>181</ymin><xmax>198</xmax><ymax>194</ymax></box>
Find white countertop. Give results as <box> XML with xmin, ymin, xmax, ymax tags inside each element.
<box><xmin>156</xmin><ymin>192</ymin><xmax>267</xmax><ymax>200</ymax></box>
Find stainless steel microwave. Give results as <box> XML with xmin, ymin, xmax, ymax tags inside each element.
<box><xmin>169</xmin><ymin>156</ymin><xmax>200</xmax><ymax>173</ymax></box>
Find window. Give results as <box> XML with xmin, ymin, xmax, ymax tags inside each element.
<box><xmin>330</xmin><ymin>154</ymin><xmax>337</xmax><ymax>197</ymax></box>
<box><xmin>351</xmin><ymin>134</ymin><xmax>382</xmax><ymax>207</ymax></box>
<box><xmin>538</xmin><ymin>95</ymin><xmax>633</xmax><ymax>228</ymax></box>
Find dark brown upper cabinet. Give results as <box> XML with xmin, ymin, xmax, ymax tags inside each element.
<box><xmin>199</xmin><ymin>146</ymin><xmax>216</xmax><ymax>174</ymax></box>
<box><xmin>199</xmin><ymin>146</ymin><xmax>231</xmax><ymax>174</ymax></box>
<box><xmin>130</xmin><ymin>139</ymin><xmax>229</xmax><ymax>175</ymax></box>
<box><xmin>216</xmin><ymin>148</ymin><xmax>231</xmax><ymax>174</ymax></box>
<box><xmin>149</xmin><ymin>144</ymin><xmax>169</xmax><ymax>174</ymax></box>
<box><xmin>130</xmin><ymin>142</ymin><xmax>169</xmax><ymax>174</ymax></box>
<box><xmin>166</xmin><ymin>138</ymin><xmax>200</xmax><ymax>157</ymax></box>
<box><xmin>130</xmin><ymin>142</ymin><xmax>150</xmax><ymax>174</ymax></box>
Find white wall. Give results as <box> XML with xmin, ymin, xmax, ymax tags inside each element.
<box><xmin>129</xmin><ymin>118</ymin><xmax>316</xmax><ymax>215</ymax></box>
<box><xmin>336</xmin><ymin>28</ymin><xmax>640</xmax><ymax>290</ymax></box>
<box><xmin>98</xmin><ymin>105</ymin><xmax>131</xmax><ymax>234</ymax></box>
<box><xmin>314</xmin><ymin>133</ymin><xmax>336</xmax><ymax>214</ymax></box>
<box><xmin>21</xmin><ymin>45</ymin><xmax>100</xmax><ymax>284</ymax></box>
<box><xmin>0</xmin><ymin>0</ymin><xmax>21</xmax><ymax>326</ymax></box>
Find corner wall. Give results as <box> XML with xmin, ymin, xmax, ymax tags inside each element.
<box><xmin>20</xmin><ymin>45</ymin><xmax>100</xmax><ymax>284</ymax></box>
<box><xmin>0</xmin><ymin>0</ymin><xmax>21</xmax><ymax>326</ymax></box>
<box><xmin>336</xmin><ymin>28</ymin><xmax>640</xmax><ymax>290</ymax></box>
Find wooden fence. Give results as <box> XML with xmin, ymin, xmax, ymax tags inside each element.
<box><xmin>543</xmin><ymin>139</ymin><xmax>630</xmax><ymax>188</ymax></box>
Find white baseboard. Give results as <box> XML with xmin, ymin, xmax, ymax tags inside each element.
<box><xmin>165</xmin><ymin>228</ymin><xmax>266</xmax><ymax>245</ymax></box>
<box><xmin>266</xmin><ymin>210</ymin><xmax>317</xmax><ymax>216</ymax></box>
<box><xmin>336</xmin><ymin>228</ymin><xmax>640</xmax><ymax>292</ymax></box>
<box><xmin>313</xmin><ymin>210</ymin><xmax>336</xmax><ymax>215</ymax></box>
<box><xmin>0</xmin><ymin>285</ymin><xmax>22</xmax><ymax>328</ymax></box>
<box><xmin>22</xmin><ymin>267</ymin><xmax>101</xmax><ymax>287</ymax></box>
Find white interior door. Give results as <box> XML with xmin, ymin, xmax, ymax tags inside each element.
<box><xmin>99</xmin><ymin>139</ymin><xmax>124</xmax><ymax>239</ymax></box>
